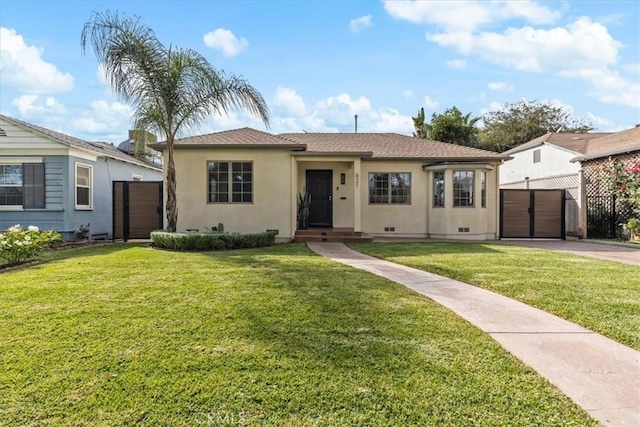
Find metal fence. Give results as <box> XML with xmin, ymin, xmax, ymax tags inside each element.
<box><xmin>586</xmin><ymin>195</ymin><xmax>634</xmax><ymax>239</ymax></box>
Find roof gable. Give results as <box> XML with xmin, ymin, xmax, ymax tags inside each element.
<box><xmin>0</xmin><ymin>114</ymin><xmax>161</xmax><ymax>171</ymax></box>
<box><xmin>504</xmin><ymin>132</ymin><xmax>612</xmax><ymax>155</ymax></box>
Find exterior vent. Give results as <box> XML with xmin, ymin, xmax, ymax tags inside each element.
<box><xmin>0</xmin><ymin>128</ymin><xmax>6</xmax><ymax>137</ymax></box>
<box><xmin>384</xmin><ymin>227</ymin><xmax>396</xmax><ymax>232</ymax></box>
<box><xmin>458</xmin><ymin>227</ymin><xmax>470</xmax><ymax>233</ymax></box>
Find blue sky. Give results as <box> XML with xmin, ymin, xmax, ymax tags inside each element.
<box><xmin>1</xmin><ymin>0</ymin><xmax>639</xmax><ymax>144</ymax></box>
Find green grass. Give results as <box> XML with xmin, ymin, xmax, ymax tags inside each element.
<box><xmin>351</xmin><ymin>242</ymin><xmax>640</xmax><ymax>350</ymax></box>
<box><xmin>0</xmin><ymin>244</ymin><xmax>597</xmax><ymax>426</ymax></box>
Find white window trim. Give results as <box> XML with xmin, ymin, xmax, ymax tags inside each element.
<box><xmin>75</xmin><ymin>162</ymin><xmax>93</xmax><ymax>210</ymax></box>
<box><xmin>132</xmin><ymin>174</ymin><xmax>143</xmax><ymax>181</ymax></box>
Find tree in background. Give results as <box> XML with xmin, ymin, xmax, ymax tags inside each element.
<box><xmin>427</xmin><ymin>107</ymin><xmax>480</xmax><ymax>147</ymax></box>
<box><xmin>412</xmin><ymin>106</ymin><xmax>480</xmax><ymax>147</ymax></box>
<box><xmin>412</xmin><ymin>107</ymin><xmax>429</xmax><ymax>139</ymax></box>
<box><xmin>478</xmin><ymin>100</ymin><xmax>593</xmax><ymax>152</ymax></box>
<box><xmin>82</xmin><ymin>11</ymin><xmax>269</xmax><ymax>232</ymax></box>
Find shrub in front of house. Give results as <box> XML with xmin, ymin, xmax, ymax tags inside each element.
<box><xmin>0</xmin><ymin>225</ymin><xmax>63</xmax><ymax>267</ymax></box>
<box><xmin>150</xmin><ymin>230</ymin><xmax>276</xmax><ymax>251</ymax></box>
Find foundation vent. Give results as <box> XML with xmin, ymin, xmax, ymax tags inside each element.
<box><xmin>458</xmin><ymin>227</ymin><xmax>470</xmax><ymax>233</ymax></box>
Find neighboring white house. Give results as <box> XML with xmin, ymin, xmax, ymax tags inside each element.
<box><xmin>500</xmin><ymin>132</ymin><xmax>611</xmax><ymax>188</ymax></box>
<box><xmin>499</xmin><ymin>132</ymin><xmax>611</xmax><ymax>235</ymax></box>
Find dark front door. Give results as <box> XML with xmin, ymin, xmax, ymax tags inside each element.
<box><xmin>306</xmin><ymin>170</ymin><xmax>333</xmax><ymax>227</ymax></box>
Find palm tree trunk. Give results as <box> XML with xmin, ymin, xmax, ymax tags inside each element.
<box><xmin>165</xmin><ymin>140</ymin><xmax>178</xmax><ymax>232</ymax></box>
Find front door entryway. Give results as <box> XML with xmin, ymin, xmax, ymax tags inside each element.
<box><xmin>306</xmin><ymin>170</ymin><xmax>333</xmax><ymax>227</ymax></box>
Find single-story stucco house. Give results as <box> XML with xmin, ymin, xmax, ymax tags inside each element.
<box><xmin>153</xmin><ymin>128</ymin><xmax>508</xmax><ymax>242</ymax></box>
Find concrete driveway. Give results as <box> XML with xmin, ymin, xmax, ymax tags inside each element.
<box><xmin>500</xmin><ymin>240</ymin><xmax>640</xmax><ymax>266</ymax></box>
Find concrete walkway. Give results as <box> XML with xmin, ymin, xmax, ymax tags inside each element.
<box><xmin>501</xmin><ymin>240</ymin><xmax>640</xmax><ymax>266</ymax></box>
<box><xmin>307</xmin><ymin>242</ymin><xmax>640</xmax><ymax>427</ymax></box>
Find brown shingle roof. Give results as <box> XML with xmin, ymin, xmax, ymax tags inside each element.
<box><xmin>279</xmin><ymin>132</ymin><xmax>506</xmax><ymax>160</ymax></box>
<box><xmin>0</xmin><ymin>114</ymin><xmax>161</xmax><ymax>171</ymax></box>
<box><xmin>504</xmin><ymin>132</ymin><xmax>612</xmax><ymax>155</ymax></box>
<box><xmin>574</xmin><ymin>126</ymin><xmax>640</xmax><ymax>161</ymax></box>
<box><xmin>165</xmin><ymin>127</ymin><xmax>302</xmax><ymax>147</ymax></box>
<box><xmin>157</xmin><ymin>127</ymin><xmax>506</xmax><ymax>160</ymax></box>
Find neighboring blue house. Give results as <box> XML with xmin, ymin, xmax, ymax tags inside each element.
<box><xmin>0</xmin><ymin>114</ymin><xmax>163</xmax><ymax>240</ymax></box>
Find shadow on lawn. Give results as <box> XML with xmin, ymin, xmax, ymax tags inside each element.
<box><xmin>198</xmin><ymin>244</ymin><xmax>429</xmax><ymax>370</ymax></box>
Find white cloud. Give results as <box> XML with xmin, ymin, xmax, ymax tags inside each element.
<box><xmin>446</xmin><ymin>59</ymin><xmax>467</xmax><ymax>69</ymax></box>
<box><xmin>71</xmin><ymin>100</ymin><xmax>133</xmax><ymax>136</ymax></box>
<box><xmin>383</xmin><ymin>0</ymin><xmax>559</xmax><ymax>32</ymax></box>
<box><xmin>373</xmin><ymin>108</ymin><xmax>413</xmax><ymax>133</ymax></box>
<box><xmin>426</xmin><ymin>17</ymin><xmax>637</xmax><ymax>108</ymax></box>
<box><xmin>427</xmin><ymin>18</ymin><xmax>620</xmax><ymax>72</ymax></box>
<box><xmin>203</xmin><ymin>28</ymin><xmax>248</xmax><ymax>57</ymax></box>
<box><xmin>315</xmin><ymin>93</ymin><xmax>372</xmax><ymax>126</ymax></box>
<box><xmin>349</xmin><ymin>15</ymin><xmax>373</xmax><ymax>33</ymax></box>
<box><xmin>0</xmin><ymin>27</ymin><xmax>73</xmax><ymax>93</ymax></box>
<box><xmin>586</xmin><ymin>111</ymin><xmax>616</xmax><ymax>131</ymax></box>
<box><xmin>401</xmin><ymin>89</ymin><xmax>415</xmax><ymax>99</ymax></box>
<box><xmin>12</xmin><ymin>94</ymin><xmax>66</xmax><ymax>116</ymax></box>
<box><xmin>488</xmin><ymin>82</ymin><xmax>514</xmax><ymax>92</ymax></box>
<box><xmin>424</xmin><ymin>95</ymin><xmax>439</xmax><ymax>110</ymax></box>
<box><xmin>274</xmin><ymin>86</ymin><xmax>306</xmax><ymax>116</ymax></box>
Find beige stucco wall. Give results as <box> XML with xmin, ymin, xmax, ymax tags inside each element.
<box><xmin>169</xmin><ymin>148</ymin><xmax>293</xmax><ymax>240</ymax></box>
<box><xmin>359</xmin><ymin>161</ymin><xmax>429</xmax><ymax>237</ymax></box>
<box><xmin>169</xmin><ymin>147</ymin><xmax>502</xmax><ymax>241</ymax></box>
<box><xmin>428</xmin><ymin>168</ymin><xmax>499</xmax><ymax>240</ymax></box>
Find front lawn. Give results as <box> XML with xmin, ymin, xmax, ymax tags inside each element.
<box><xmin>0</xmin><ymin>244</ymin><xmax>596</xmax><ymax>426</ymax></box>
<box><xmin>351</xmin><ymin>242</ymin><xmax>640</xmax><ymax>350</ymax></box>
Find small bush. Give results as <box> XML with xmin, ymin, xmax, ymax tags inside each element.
<box><xmin>151</xmin><ymin>230</ymin><xmax>276</xmax><ymax>251</ymax></box>
<box><xmin>0</xmin><ymin>225</ymin><xmax>63</xmax><ymax>266</ymax></box>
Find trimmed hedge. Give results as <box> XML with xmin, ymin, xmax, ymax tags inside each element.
<box><xmin>151</xmin><ymin>231</ymin><xmax>277</xmax><ymax>251</ymax></box>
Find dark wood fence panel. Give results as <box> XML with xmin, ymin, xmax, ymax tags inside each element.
<box><xmin>534</xmin><ymin>191</ymin><xmax>564</xmax><ymax>238</ymax></box>
<box><xmin>112</xmin><ymin>181</ymin><xmax>162</xmax><ymax>241</ymax></box>
<box><xmin>501</xmin><ymin>190</ymin><xmax>531</xmax><ymax>238</ymax></box>
<box><xmin>500</xmin><ymin>189</ymin><xmax>565</xmax><ymax>239</ymax></box>
<box><xmin>113</xmin><ymin>182</ymin><xmax>124</xmax><ymax>240</ymax></box>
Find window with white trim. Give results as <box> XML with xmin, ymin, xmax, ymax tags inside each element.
<box><xmin>369</xmin><ymin>173</ymin><xmax>411</xmax><ymax>204</ymax></box>
<box><xmin>75</xmin><ymin>163</ymin><xmax>93</xmax><ymax>209</ymax></box>
<box><xmin>453</xmin><ymin>170</ymin><xmax>474</xmax><ymax>207</ymax></box>
<box><xmin>207</xmin><ymin>161</ymin><xmax>253</xmax><ymax>203</ymax></box>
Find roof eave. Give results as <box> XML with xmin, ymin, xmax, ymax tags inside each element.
<box><xmin>292</xmin><ymin>151</ymin><xmax>373</xmax><ymax>157</ymax></box>
<box><xmin>151</xmin><ymin>143</ymin><xmax>306</xmax><ymax>150</ymax></box>
<box><xmin>572</xmin><ymin>146</ymin><xmax>640</xmax><ymax>163</ymax></box>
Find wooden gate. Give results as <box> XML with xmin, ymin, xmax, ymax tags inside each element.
<box><xmin>500</xmin><ymin>189</ymin><xmax>565</xmax><ymax>239</ymax></box>
<box><xmin>113</xmin><ymin>181</ymin><xmax>163</xmax><ymax>241</ymax></box>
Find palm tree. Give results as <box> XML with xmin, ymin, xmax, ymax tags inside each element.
<box><xmin>81</xmin><ymin>11</ymin><xmax>270</xmax><ymax>232</ymax></box>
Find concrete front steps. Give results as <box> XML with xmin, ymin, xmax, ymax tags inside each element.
<box><xmin>294</xmin><ymin>228</ymin><xmax>374</xmax><ymax>243</ymax></box>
